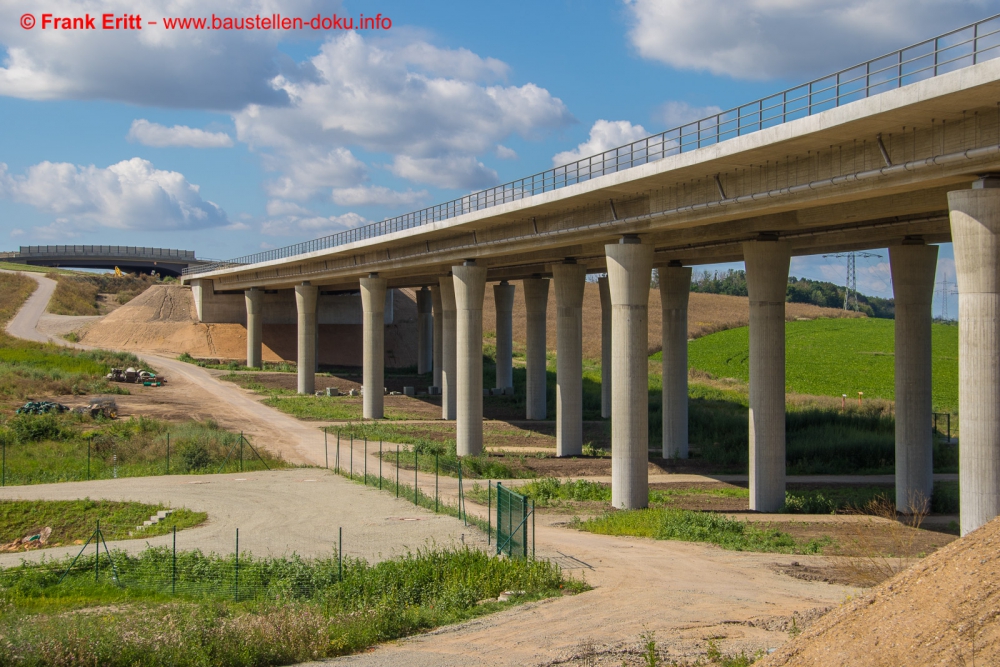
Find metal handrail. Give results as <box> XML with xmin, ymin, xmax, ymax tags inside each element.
<box><xmin>20</xmin><ymin>245</ymin><xmax>197</xmax><ymax>259</ymax></box>
<box><xmin>184</xmin><ymin>14</ymin><xmax>1000</xmax><ymax>277</ymax></box>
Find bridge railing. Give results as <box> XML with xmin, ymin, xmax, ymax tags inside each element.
<box><xmin>20</xmin><ymin>246</ymin><xmax>197</xmax><ymax>260</ymax></box>
<box><xmin>183</xmin><ymin>14</ymin><xmax>1000</xmax><ymax>277</ymax></box>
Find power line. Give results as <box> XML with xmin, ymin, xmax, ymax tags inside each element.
<box><xmin>822</xmin><ymin>251</ymin><xmax>883</xmax><ymax>311</ymax></box>
<box><xmin>936</xmin><ymin>272</ymin><xmax>957</xmax><ymax>320</ymax></box>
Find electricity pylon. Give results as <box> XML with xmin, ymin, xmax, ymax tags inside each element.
<box><xmin>822</xmin><ymin>251</ymin><xmax>883</xmax><ymax>311</ymax></box>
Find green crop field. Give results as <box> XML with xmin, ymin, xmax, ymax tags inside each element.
<box><xmin>686</xmin><ymin>318</ymin><xmax>958</xmax><ymax>413</ymax></box>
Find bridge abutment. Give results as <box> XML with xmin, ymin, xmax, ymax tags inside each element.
<box><xmin>607</xmin><ymin>239</ymin><xmax>653</xmax><ymax>510</ymax></box>
<box><xmin>295</xmin><ymin>283</ymin><xmax>318</xmax><ymax>395</ymax></box>
<box><xmin>453</xmin><ymin>262</ymin><xmax>487</xmax><ymax>456</ymax></box>
<box><xmin>599</xmin><ymin>276</ymin><xmax>612</xmax><ymax>420</ymax></box>
<box><xmin>658</xmin><ymin>264</ymin><xmax>692</xmax><ymax>459</ymax></box>
<box><xmin>438</xmin><ymin>276</ymin><xmax>458</xmax><ymax>420</ymax></box>
<box><xmin>553</xmin><ymin>262</ymin><xmax>586</xmax><ymax>457</ymax></box>
<box><xmin>949</xmin><ymin>184</ymin><xmax>1000</xmax><ymax>535</ymax></box>
<box><xmin>493</xmin><ymin>281</ymin><xmax>515</xmax><ymax>392</ymax></box>
<box><xmin>890</xmin><ymin>243</ymin><xmax>938</xmax><ymax>513</ymax></box>
<box><xmin>361</xmin><ymin>275</ymin><xmax>387</xmax><ymax>419</ymax></box>
<box><xmin>523</xmin><ymin>278</ymin><xmax>550</xmax><ymax>420</ymax></box>
<box><xmin>417</xmin><ymin>287</ymin><xmax>433</xmax><ymax>375</ymax></box>
<box><xmin>744</xmin><ymin>239</ymin><xmax>791</xmax><ymax>513</ymax></box>
<box><xmin>245</xmin><ymin>287</ymin><xmax>263</xmax><ymax>369</ymax></box>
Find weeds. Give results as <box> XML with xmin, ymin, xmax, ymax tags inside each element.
<box><xmin>843</xmin><ymin>496</ymin><xmax>929</xmax><ymax>587</ymax></box>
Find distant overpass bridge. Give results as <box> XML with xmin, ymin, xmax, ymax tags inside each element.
<box><xmin>184</xmin><ymin>15</ymin><xmax>1000</xmax><ymax>535</ymax></box>
<box><xmin>2</xmin><ymin>246</ymin><xmax>212</xmax><ymax>277</ymax></box>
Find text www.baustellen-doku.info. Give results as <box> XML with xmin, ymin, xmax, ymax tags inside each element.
<box><xmin>19</xmin><ymin>12</ymin><xmax>392</xmax><ymax>32</ymax></box>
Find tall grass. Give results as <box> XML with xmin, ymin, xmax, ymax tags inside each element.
<box><xmin>0</xmin><ymin>547</ymin><xmax>579</xmax><ymax>666</ymax></box>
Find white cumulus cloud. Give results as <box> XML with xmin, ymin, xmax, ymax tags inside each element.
<box><xmin>331</xmin><ymin>186</ymin><xmax>428</xmax><ymax>208</ymax></box>
<box><xmin>624</xmin><ymin>0</ymin><xmax>992</xmax><ymax>81</ymax></box>
<box><xmin>128</xmin><ymin>119</ymin><xmax>234</xmax><ymax>148</ymax></box>
<box><xmin>656</xmin><ymin>101</ymin><xmax>723</xmax><ymax>129</ymax></box>
<box><xmin>0</xmin><ymin>158</ymin><xmax>227</xmax><ymax>230</ymax></box>
<box><xmin>552</xmin><ymin>120</ymin><xmax>650</xmax><ymax>167</ymax></box>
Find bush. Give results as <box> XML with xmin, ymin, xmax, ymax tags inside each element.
<box><xmin>181</xmin><ymin>441</ymin><xmax>211</xmax><ymax>471</ymax></box>
<box><xmin>7</xmin><ymin>413</ymin><xmax>70</xmax><ymax>442</ymax></box>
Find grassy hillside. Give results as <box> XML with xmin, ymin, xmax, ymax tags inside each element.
<box><xmin>687</xmin><ymin>318</ymin><xmax>958</xmax><ymax>413</ymax></box>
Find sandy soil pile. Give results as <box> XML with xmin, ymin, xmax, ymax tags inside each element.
<box><xmin>481</xmin><ymin>283</ymin><xmax>863</xmax><ymax>359</ymax></box>
<box><xmin>759</xmin><ymin>516</ymin><xmax>1000</xmax><ymax>667</ymax></box>
<box><xmin>79</xmin><ymin>285</ymin><xmax>419</xmax><ymax>367</ymax></box>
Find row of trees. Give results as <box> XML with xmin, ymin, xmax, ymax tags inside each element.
<box><xmin>683</xmin><ymin>269</ymin><xmax>896</xmax><ymax>319</ymax></box>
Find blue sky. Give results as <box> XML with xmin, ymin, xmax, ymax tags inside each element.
<box><xmin>0</xmin><ymin>0</ymin><xmax>994</xmax><ymax>316</ymax></box>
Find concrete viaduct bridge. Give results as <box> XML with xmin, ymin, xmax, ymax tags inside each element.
<box><xmin>185</xmin><ymin>16</ymin><xmax>1000</xmax><ymax>536</ymax></box>
<box><xmin>2</xmin><ymin>246</ymin><xmax>211</xmax><ymax>277</ymax></box>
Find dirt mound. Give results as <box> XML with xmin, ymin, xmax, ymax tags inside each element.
<box><xmin>759</xmin><ymin>516</ymin><xmax>1000</xmax><ymax>667</ymax></box>
<box><xmin>481</xmin><ymin>283</ymin><xmax>862</xmax><ymax>359</ymax></box>
<box><xmin>79</xmin><ymin>285</ymin><xmax>419</xmax><ymax>367</ymax></box>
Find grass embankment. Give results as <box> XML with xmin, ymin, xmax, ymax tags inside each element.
<box><xmin>687</xmin><ymin>317</ymin><xmax>958</xmax><ymax>413</ymax></box>
<box><xmin>0</xmin><ymin>263</ymin><xmax>77</xmax><ymax>275</ymax></box>
<box><xmin>0</xmin><ymin>415</ymin><xmax>287</xmax><ymax>485</ymax></box>
<box><xmin>0</xmin><ymin>499</ymin><xmax>205</xmax><ymax>549</ymax></box>
<box><xmin>575</xmin><ymin>509</ymin><xmax>831</xmax><ymax>554</ymax></box>
<box><xmin>0</xmin><ymin>547</ymin><xmax>581</xmax><ymax>665</ymax></box>
<box><xmin>48</xmin><ymin>273</ymin><xmax>164</xmax><ymax>316</ymax></box>
<box><xmin>467</xmin><ymin>478</ymin><xmax>960</xmax><ymax>514</ymax></box>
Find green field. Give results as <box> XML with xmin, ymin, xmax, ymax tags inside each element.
<box><xmin>686</xmin><ymin>318</ymin><xmax>958</xmax><ymax>413</ymax></box>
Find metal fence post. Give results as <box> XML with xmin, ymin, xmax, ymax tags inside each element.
<box><xmin>95</xmin><ymin>519</ymin><xmax>100</xmax><ymax>582</ymax></box>
<box><xmin>396</xmin><ymin>445</ymin><xmax>399</xmax><ymax>497</ymax></box>
<box><xmin>350</xmin><ymin>433</ymin><xmax>354</xmax><ymax>478</ymax></box>
<box><xmin>234</xmin><ymin>528</ymin><xmax>239</xmax><ymax>601</ymax></box>
<box><xmin>336</xmin><ymin>430</ymin><xmax>340</xmax><ymax>473</ymax></box>
<box><xmin>532</xmin><ymin>499</ymin><xmax>536</xmax><ymax>560</ymax></box>
<box><xmin>414</xmin><ymin>449</ymin><xmax>418</xmax><ymax>505</ymax></box>
<box><xmin>324</xmin><ymin>428</ymin><xmax>328</xmax><ymax>469</ymax></box>
<box><xmin>364</xmin><ymin>436</ymin><xmax>368</xmax><ymax>483</ymax></box>
<box><xmin>239</xmin><ymin>432</ymin><xmax>244</xmax><ymax>472</ymax></box>
<box><xmin>487</xmin><ymin>481</ymin><xmax>491</xmax><ymax>545</ymax></box>
<box><xmin>172</xmin><ymin>525</ymin><xmax>177</xmax><ymax>595</ymax></box>
<box><xmin>379</xmin><ymin>440</ymin><xmax>383</xmax><ymax>489</ymax></box>
<box><xmin>435</xmin><ymin>454</ymin><xmax>439</xmax><ymax>512</ymax></box>
<box><xmin>338</xmin><ymin>526</ymin><xmax>343</xmax><ymax>582</ymax></box>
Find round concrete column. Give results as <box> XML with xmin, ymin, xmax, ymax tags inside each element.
<box><xmin>245</xmin><ymin>287</ymin><xmax>263</xmax><ymax>369</ymax></box>
<box><xmin>438</xmin><ymin>276</ymin><xmax>458</xmax><ymax>420</ymax></box>
<box><xmin>949</xmin><ymin>185</ymin><xmax>1000</xmax><ymax>535</ymax></box>
<box><xmin>599</xmin><ymin>276</ymin><xmax>612</xmax><ymax>419</ymax></box>
<box><xmin>295</xmin><ymin>282</ymin><xmax>318</xmax><ymax>395</ymax></box>
<box><xmin>523</xmin><ymin>278</ymin><xmax>550</xmax><ymax>420</ymax></box>
<box><xmin>658</xmin><ymin>264</ymin><xmax>692</xmax><ymax>459</ymax></box>
<box><xmin>360</xmin><ymin>274</ymin><xmax>387</xmax><ymax>419</ymax></box>
<box><xmin>431</xmin><ymin>285</ymin><xmax>444</xmax><ymax>391</ymax></box>
<box><xmin>743</xmin><ymin>240</ymin><xmax>791</xmax><ymax>512</ymax></box>
<box><xmin>553</xmin><ymin>262</ymin><xmax>587</xmax><ymax>457</ymax></box>
<box><xmin>453</xmin><ymin>262</ymin><xmax>487</xmax><ymax>456</ymax></box>
<box><xmin>890</xmin><ymin>243</ymin><xmax>938</xmax><ymax>513</ymax></box>
<box><xmin>417</xmin><ymin>287</ymin><xmax>433</xmax><ymax>375</ymax></box>
<box><xmin>606</xmin><ymin>240</ymin><xmax>653</xmax><ymax>509</ymax></box>
<box><xmin>493</xmin><ymin>281</ymin><xmax>515</xmax><ymax>391</ymax></box>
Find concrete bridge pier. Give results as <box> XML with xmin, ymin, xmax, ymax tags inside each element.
<box><xmin>889</xmin><ymin>243</ymin><xmax>938</xmax><ymax>513</ymax></box>
<box><xmin>744</xmin><ymin>239</ymin><xmax>791</xmax><ymax>512</ymax></box>
<box><xmin>438</xmin><ymin>276</ymin><xmax>458</xmax><ymax>420</ymax></box>
<box><xmin>658</xmin><ymin>263</ymin><xmax>692</xmax><ymax>459</ymax></box>
<box><xmin>599</xmin><ymin>276</ymin><xmax>611</xmax><ymax>420</ymax></box>
<box><xmin>523</xmin><ymin>278</ymin><xmax>550</xmax><ymax>420</ymax></box>
<box><xmin>607</xmin><ymin>238</ymin><xmax>653</xmax><ymax>509</ymax></box>
<box><xmin>948</xmin><ymin>182</ymin><xmax>1000</xmax><ymax>535</ymax></box>
<box><xmin>417</xmin><ymin>287</ymin><xmax>433</xmax><ymax>375</ymax></box>
<box><xmin>553</xmin><ymin>261</ymin><xmax>586</xmax><ymax>457</ymax></box>
<box><xmin>494</xmin><ymin>281</ymin><xmax>515</xmax><ymax>391</ymax></box>
<box><xmin>431</xmin><ymin>285</ymin><xmax>443</xmax><ymax>390</ymax></box>
<box><xmin>245</xmin><ymin>287</ymin><xmax>263</xmax><ymax>369</ymax></box>
<box><xmin>360</xmin><ymin>274</ymin><xmax>387</xmax><ymax>419</ymax></box>
<box><xmin>453</xmin><ymin>262</ymin><xmax>487</xmax><ymax>456</ymax></box>
<box><xmin>295</xmin><ymin>282</ymin><xmax>318</xmax><ymax>395</ymax></box>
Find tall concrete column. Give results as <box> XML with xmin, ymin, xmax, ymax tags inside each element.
<box><xmin>295</xmin><ymin>282</ymin><xmax>318</xmax><ymax>395</ymax></box>
<box><xmin>245</xmin><ymin>287</ymin><xmax>263</xmax><ymax>369</ymax></box>
<box><xmin>553</xmin><ymin>262</ymin><xmax>587</xmax><ymax>457</ymax></box>
<box><xmin>743</xmin><ymin>240</ymin><xmax>791</xmax><ymax>512</ymax></box>
<box><xmin>890</xmin><ymin>243</ymin><xmax>938</xmax><ymax>513</ymax></box>
<box><xmin>523</xmin><ymin>278</ymin><xmax>550</xmax><ymax>420</ymax></box>
<box><xmin>606</xmin><ymin>239</ymin><xmax>653</xmax><ymax>509</ymax></box>
<box><xmin>659</xmin><ymin>263</ymin><xmax>692</xmax><ymax>459</ymax></box>
<box><xmin>494</xmin><ymin>281</ymin><xmax>515</xmax><ymax>391</ymax></box>
<box><xmin>431</xmin><ymin>285</ymin><xmax>444</xmax><ymax>390</ymax></box>
<box><xmin>417</xmin><ymin>287</ymin><xmax>433</xmax><ymax>375</ymax></box>
<box><xmin>438</xmin><ymin>276</ymin><xmax>457</xmax><ymax>420</ymax></box>
<box><xmin>453</xmin><ymin>262</ymin><xmax>487</xmax><ymax>456</ymax></box>
<box><xmin>949</xmin><ymin>183</ymin><xmax>1000</xmax><ymax>535</ymax></box>
<box><xmin>360</xmin><ymin>274</ymin><xmax>387</xmax><ymax>419</ymax></box>
<box><xmin>599</xmin><ymin>276</ymin><xmax>612</xmax><ymax>419</ymax></box>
